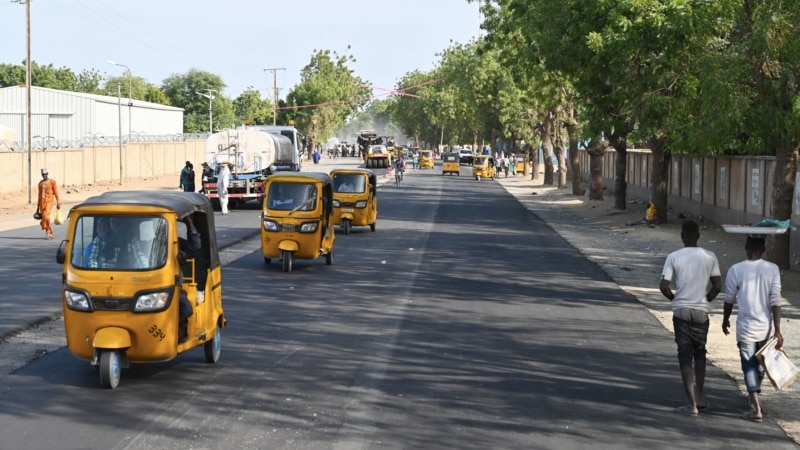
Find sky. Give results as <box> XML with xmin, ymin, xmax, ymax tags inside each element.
<box><xmin>0</xmin><ymin>0</ymin><xmax>484</xmax><ymax>101</ymax></box>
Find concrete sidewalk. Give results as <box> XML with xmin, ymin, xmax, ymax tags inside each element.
<box><xmin>494</xmin><ymin>172</ymin><xmax>800</xmax><ymax>443</ymax></box>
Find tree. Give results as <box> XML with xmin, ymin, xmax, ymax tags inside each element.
<box><xmin>75</xmin><ymin>69</ymin><xmax>104</xmax><ymax>94</ymax></box>
<box><xmin>285</xmin><ymin>48</ymin><xmax>371</xmax><ymax>157</ymax></box>
<box><xmin>233</xmin><ymin>87</ymin><xmax>273</xmax><ymax>126</ymax></box>
<box><xmin>161</xmin><ymin>69</ymin><xmax>233</xmax><ymax>132</ymax></box>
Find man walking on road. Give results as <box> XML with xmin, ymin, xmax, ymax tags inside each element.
<box><xmin>659</xmin><ymin>220</ymin><xmax>722</xmax><ymax>416</ymax></box>
<box><xmin>722</xmin><ymin>235</ymin><xmax>783</xmax><ymax>422</ymax></box>
<box><xmin>36</xmin><ymin>168</ymin><xmax>61</xmax><ymax>239</ymax></box>
<box><xmin>216</xmin><ymin>162</ymin><xmax>231</xmax><ymax>215</ymax></box>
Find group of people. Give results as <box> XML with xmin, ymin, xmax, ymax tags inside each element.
<box><xmin>660</xmin><ymin>220</ymin><xmax>782</xmax><ymax>422</ymax></box>
<box><xmin>180</xmin><ymin>160</ymin><xmax>233</xmax><ymax>215</ymax></box>
<box><xmin>496</xmin><ymin>154</ymin><xmax>517</xmax><ymax>177</ymax></box>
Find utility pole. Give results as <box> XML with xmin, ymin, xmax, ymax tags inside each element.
<box><xmin>263</xmin><ymin>68</ymin><xmax>285</xmax><ymax>126</ymax></box>
<box><xmin>13</xmin><ymin>0</ymin><xmax>32</xmax><ymax>203</ymax></box>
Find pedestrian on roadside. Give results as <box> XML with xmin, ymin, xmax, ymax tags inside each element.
<box><xmin>722</xmin><ymin>235</ymin><xmax>783</xmax><ymax>423</ymax></box>
<box><xmin>659</xmin><ymin>219</ymin><xmax>722</xmax><ymax>417</ymax></box>
<box><xmin>502</xmin><ymin>156</ymin><xmax>510</xmax><ymax>177</ymax></box>
<box><xmin>36</xmin><ymin>168</ymin><xmax>61</xmax><ymax>239</ymax></box>
<box><xmin>509</xmin><ymin>154</ymin><xmax>517</xmax><ymax>176</ymax></box>
<box><xmin>313</xmin><ymin>148</ymin><xmax>322</xmax><ymax>164</ymax></box>
<box><xmin>200</xmin><ymin>162</ymin><xmax>214</xmax><ymax>194</ymax></box>
<box><xmin>186</xmin><ymin>163</ymin><xmax>196</xmax><ymax>192</ymax></box>
<box><xmin>216</xmin><ymin>162</ymin><xmax>232</xmax><ymax>215</ymax></box>
<box><xmin>180</xmin><ymin>161</ymin><xmax>193</xmax><ymax>192</ymax></box>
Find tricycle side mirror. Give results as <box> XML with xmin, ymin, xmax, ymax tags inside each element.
<box><xmin>56</xmin><ymin>240</ymin><xmax>66</xmax><ymax>264</ymax></box>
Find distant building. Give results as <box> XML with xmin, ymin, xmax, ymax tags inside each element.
<box><xmin>0</xmin><ymin>86</ymin><xmax>183</xmax><ymax>146</ymax></box>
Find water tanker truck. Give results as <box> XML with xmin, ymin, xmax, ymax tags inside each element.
<box><xmin>202</xmin><ymin>129</ymin><xmax>298</xmax><ymax>209</ymax></box>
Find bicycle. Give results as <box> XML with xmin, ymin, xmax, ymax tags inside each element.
<box><xmin>395</xmin><ymin>167</ymin><xmax>402</xmax><ymax>186</ymax></box>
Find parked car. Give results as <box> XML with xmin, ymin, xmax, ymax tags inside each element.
<box><xmin>457</xmin><ymin>148</ymin><xmax>474</xmax><ymax>165</ymax></box>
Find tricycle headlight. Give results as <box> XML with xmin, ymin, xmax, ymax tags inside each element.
<box><xmin>64</xmin><ymin>290</ymin><xmax>91</xmax><ymax>311</ymax></box>
<box><xmin>134</xmin><ymin>291</ymin><xmax>170</xmax><ymax>312</ymax></box>
<box><xmin>263</xmin><ymin>219</ymin><xmax>278</xmax><ymax>231</ymax></box>
<box><xmin>332</xmin><ymin>199</ymin><xmax>340</xmax><ymax>207</ymax></box>
<box><xmin>355</xmin><ymin>200</ymin><xmax>367</xmax><ymax>208</ymax></box>
<box><xmin>300</xmin><ymin>221</ymin><xmax>318</xmax><ymax>233</ymax></box>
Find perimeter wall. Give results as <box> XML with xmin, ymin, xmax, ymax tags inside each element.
<box><xmin>577</xmin><ymin>148</ymin><xmax>800</xmax><ymax>262</ymax></box>
<box><xmin>0</xmin><ymin>139</ymin><xmax>206</xmax><ymax>196</ymax></box>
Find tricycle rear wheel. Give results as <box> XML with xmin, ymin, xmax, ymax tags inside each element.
<box><xmin>204</xmin><ymin>328</ymin><xmax>221</xmax><ymax>363</ymax></box>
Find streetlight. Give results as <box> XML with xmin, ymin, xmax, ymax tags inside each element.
<box><xmin>107</xmin><ymin>60</ymin><xmax>132</xmax><ymax>141</ymax></box>
<box><xmin>196</xmin><ymin>89</ymin><xmax>216</xmax><ymax>133</ymax></box>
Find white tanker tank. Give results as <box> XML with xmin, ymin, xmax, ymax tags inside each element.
<box><xmin>205</xmin><ymin>129</ymin><xmax>298</xmax><ymax>175</ymax></box>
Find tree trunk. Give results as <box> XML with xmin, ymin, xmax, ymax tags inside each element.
<box><xmin>530</xmin><ymin>145</ymin><xmax>539</xmax><ymax>182</ymax></box>
<box><xmin>649</xmin><ymin>135</ymin><xmax>669</xmax><ymax>223</ymax></box>
<box><xmin>586</xmin><ymin>137</ymin><xmax>609</xmax><ymax>200</ymax></box>
<box><xmin>563</xmin><ymin>106</ymin><xmax>585</xmax><ymax>196</ymax></box>
<box><xmin>553</xmin><ymin>126</ymin><xmax>567</xmax><ymax>189</ymax></box>
<box><xmin>767</xmin><ymin>139</ymin><xmax>797</xmax><ymax>269</ymax></box>
<box><xmin>608</xmin><ymin>133</ymin><xmax>628</xmax><ymax>210</ymax></box>
<box><xmin>541</xmin><ymin>115</ymin><xmax>555</xmax><ymax>185</ymax></box>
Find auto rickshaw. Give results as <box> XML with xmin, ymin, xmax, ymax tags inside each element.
<box><xmin>55</xmin><ymin>191</ymin><xmax>226</xmax><ymax>389</ymax></box>
<box><xmin>442</xmin><ymin>152</ymin><xmax>461</xmax><ymax>176</ymax></box>
<box><xmin>419</xmin><ymin>150</ymin><xmax>434</xmax><ymax>169</ymax></box>
<box><xmin>330</xmin><ymin>168</ymin><xmax>377</xmax><ymax>235</ymax></box>
<box><xmin>472</xmin><ymin>155</ymin><xmax>497</xmax><ymax>181</ymax></box>
<box><xmin>261</xmin><ymin>172</ymin><xmax>335</xmax><ymax>272</ymax></box>
<box><xmin>515</xmin><ymin>155</ymin><xmax>526</xmax><ymax>175</ymax></box>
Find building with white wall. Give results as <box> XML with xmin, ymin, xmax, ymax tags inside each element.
<box><xmin>0</xmin><ymin>86</ymin><xmax>183</xmax><ymax>147</ymax></box>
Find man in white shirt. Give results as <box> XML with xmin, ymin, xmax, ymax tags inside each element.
<box><xmin>660</xmin><ymin>220</ymin><xmax>722</xmax><ymax>417</ymax></box>
<box><xmin>216</xmin><ymin>162</ymin><xmax>232</xmax><ymax>215</ymax></box>
<box><xmin>722</xmin><ymin>235</ymin><xmax>783</xmax><ymax>422</ymax></box>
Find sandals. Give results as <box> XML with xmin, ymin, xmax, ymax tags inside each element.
<box><xmin>741</xmin><ymin>410</ymin><xmax>763</xmax><ymax>422</ymax></box>
<box><xmin>674</xmin><ymin>405</ymin><xmax>698</xmax><ymax>417</ymax></box>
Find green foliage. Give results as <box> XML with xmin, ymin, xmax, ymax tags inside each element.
<box><xmin>161</xmin><ymin>69</ymin><xmax>232</xmax><ymax>132</ymax></box>
<box><xmin>233</xmin><ymin>88</ymin><xmax>273</xmax><ymax>126</ymax></box>
<box><xmin>285</xmin><ymin>48</ymin><xmax>371</xmax><ymax>145</ymax></box>
<box><xmin>0</xmin><ymin>63</ymin><xmax>26</xmax><ymax>87</ymax></box>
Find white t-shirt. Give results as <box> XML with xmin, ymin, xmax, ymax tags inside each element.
<box><xmin>661</xmin><ymin>246</ymin><xmax>721</xmax><ymax>313</ymax></box>
<box><xmin>724</xmin><ymin>259</ymin><xmax>782</xmax><ymax>343</ymax></box>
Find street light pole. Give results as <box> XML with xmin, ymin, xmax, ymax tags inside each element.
<box><xmin>107</xmin><ymin>60</ymin><xmax>132</xmax><ymax>141</ymax></box>
<box><xmin>263</xmin><ymin>68</ymin><xmax>285</xmax><ymax>126</ymax></box>
<box><xmin>117</xmin><ymin>84</ymin><xmax>123</xmax><ymax>185</ymax></box>
<box><xmin>196</xmin><ymin>89</ymin><xmax>216</xmax><ymax>133</ymax></box>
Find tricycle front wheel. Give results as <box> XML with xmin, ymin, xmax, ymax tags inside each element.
<box><xmin>99</xmin><ymin>350</ymin><xmax>121</xmax><ymax>389</ymax></box>
<box><xmin>282</xmin><ymin>250</ymin><xmax>293</xmax><ymax>272</ymax></box>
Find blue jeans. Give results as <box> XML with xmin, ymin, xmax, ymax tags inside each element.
<box><xmin>739</xmin><ymin>340</ymin><xmax>767</xmax><ymax>393</ymax></box>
